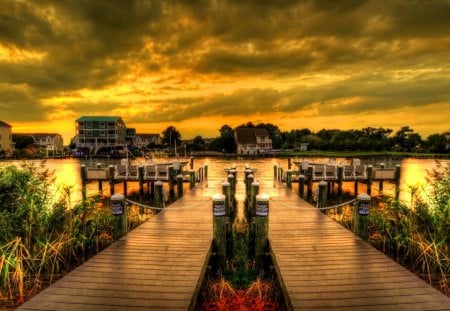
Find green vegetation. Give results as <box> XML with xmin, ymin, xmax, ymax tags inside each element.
<box><xmin>0</xmin><ymin>162</ymin><xmax>146</xmax><ymax>307</ymax></box>
<box><xmin>368</xmin><ymin>162</ymin><xmax>450</xmax><ymax>295</ymax></box>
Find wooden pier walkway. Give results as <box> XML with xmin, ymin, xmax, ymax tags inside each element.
<box><xmin>264</xmin><ymin>179</ymin><xmax>450</xmax><ymax>310</ymax></box>
<box><xmin>17</xmin><ymin>180</ymin><xmax>217</xmax><ymax>311</ymax></box>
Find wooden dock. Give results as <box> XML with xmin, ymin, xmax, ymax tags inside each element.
<box><xmin>264</xmin><ymin>179</ymin><xmax>450</xmax><ymax>310</ymax></box>
<box><xmin>17</xmin><ymin>179</ymin><xmax>217</xmax><ymax>311</ymax></box>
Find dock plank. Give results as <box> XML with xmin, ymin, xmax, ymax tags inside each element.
<box><xmin>263</xmin><ymin>180</ymin><xmax>450</xmax><ymax>310</ymax></box>
<box><xmin>16</xmin><ymin>180</ymin><xmax>218</xmax><ymax>311</ymax></box>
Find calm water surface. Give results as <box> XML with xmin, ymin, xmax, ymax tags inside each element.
<box><xmin>2</xmin><ymin>157</ymin><xmax>448</xmax><ymax>206</ymax></box>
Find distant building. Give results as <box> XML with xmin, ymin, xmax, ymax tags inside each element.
<box><xmin>25</xmin><ymin>133</ymin><xmax>64</xmax><ymax>152</ymax></box>
<box><xmin>135</xmin><ymin>134</ymin><xmax>161</xmax><ymax>150</ymax></box>
<box><xmin>0</xmin><ymin>120</ymin><xmax>13</xmax><ymax>156</ymax></box>
<box><xmin>235</xmin><ymin>128</ymin><xmax>272</xmax><ymax>155</ymax></box>
<box><xmin>126</xmin><ymin>128</ymin><xmax>136</xmax><ymax>144</ymax></box>
<box><xmin>75</xmin><ymin>116</ymin><xmax>127</xmax><ymax>156</ymax></box>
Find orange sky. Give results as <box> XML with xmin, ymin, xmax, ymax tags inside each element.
<box><xmin>1</xmin><ymin>0</ymin><xmax>450</xmax><ymax>144</ymax></box>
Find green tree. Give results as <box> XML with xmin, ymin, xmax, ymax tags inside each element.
<box><xmin>219</xmin><ymin>125</ymin><xmax>236</xmax><ymax>153</ymax></box>
<box><xmin>161</xmin><ymin>126</ymin><xmax>181</xmax><ymax>153</ymax></box>
<box><xmin>192</xmin><ymin>135</ymin><xmax>206</xmax><ymax>151</ymax></box>
<box><xmin>12</xmin><ymin>134</ymin><xmax>34</xmax><ymax>149</ymax></box>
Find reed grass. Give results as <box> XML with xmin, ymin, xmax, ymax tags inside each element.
<box><xmin>0</xmin><ymin>162</ymin><xmax>149</xmax><ymax>308</ymax></box>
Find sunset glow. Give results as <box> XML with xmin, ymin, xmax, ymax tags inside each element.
<box><xmin>1</xmin><ymin>0</ymin><xmax>449</xmax><ymax>144</ymax></box>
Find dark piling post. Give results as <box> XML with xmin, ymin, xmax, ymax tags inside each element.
<box><xmin>250</xmin><ymin>181</ymin><xmax>260</xmax><ymax>228</ymax></box>
<box><xmin>177</xmin><ymin>174</ymin><xmax>183</xmax><ymax>198</ymax></box>
<box><xmin>307</xmin><ymin>166</ymin><xmax>313</xmax><ymax>201</ymax></box>
<box><xmin>298</xmin><ymin>174</ymin><xmax>305</xmax><ymax>198</ymax></box>
<box><xmin>354</xmin><ymin>181</ymin><xmax>358</xmax><ymax>197</ymax></box>
<box><xmin>246</xmin><ymin>174</ymin><xmax>254</xmax><ymax>205</ymax></box>
<box><xmin>150</xmin><ymin>181</ymin><xmax>155</xmax><ymax>199</ymax></box>
<box><xmin>230</xmin><ymin>168</ymin><xmax>237</xmax><ymax>180</ymax></box>
<box><xmin>286</xmin><ymin>169</ymin><xmax>292</xmax><ymax>189</ymax></box>
<box><xmin>168</xmin><ymin>167</ymin><xmax>175</xmax><ymax>200</ymax></box>
<box><xmin>279</xmin><ymin>167</ymin><xmax>284</xmax><ymax>182</ymax></box>
<box><xmin>366</xmin><ymin>165</ymin><xmax>373</xmax><ymax>196</ymax></box>
<box><xmin>97</xmin><ymin>163</ymin><xmax>103</xmax><ymax>193</ymax></box>
<box><xmin>154</xmin><ymin>181</ymin><xmax>164</xmax><ymax>208</ymax></box>
<box><xmin>212</xmin><ymin>193</ymin><xmax>227</xmax><ymax>270</ymax></box>
<box><xmin>255</xmin><ymin>193</ymin><xmax>269</xmax><ymax>269</ymax></box>
<box><xmin>355</xmin><ymin>193</ymin><xmax>370</xmax><ymax>240</ymax></box>
<box><xmin>123</xmin><ymin>180</ymin><xmax>127</xmax><ymax>196</ymax></box>
<box><xmin>204</xmin><ymin>165</ymin><xmax>208</xmax><ymax>180</ymax></box>
<box><xmin>227</xmin><ymin>173</ymin><xmax>235</xmax><ymax>206</ymax></box>
<box><xmin>111</xmin><ymin>193</ymin><xmax>127</xmax><ymax>240</ymax></box>
<box><xmin>222</xmin><ymin>181</ymin><xmax>231</xmax><ymax>215</ymax></box>
<box><xmin>288</xmin><ymin>158</ymin><xmax>292</xmax><ymax>170</ymax></box>
<box><xmin>318</xmin><ymin>180</ymin><xmax>327</xmax><ymax>211</ymax></box>
<box><xmin>395</xmin><ymin>164</ymin><xmax>401</xmax><ymax>200</ymax></box>
<box><xmin>379</xmin><ymin>163</ymin><xmax>385</xmax><ymax>193</ymax></box>
<box><xmin>108</xmin><ymin>165</ymin><xmax>115</xmax><ymax>196</ymax></box>
<box><xmin>337</xmin><ymin>166</ymin><xmax>344</xmax><ymax>200</ymax></box>
<box><xmin>80</xmin><ymin>164</ymin><xmax>87</xmax><ymax>200</ymax></box>
<box><xmin>190</xmin><ymin>157</ymin><xmax>194</xmax><ymax>170</ymax></box>
<box><xmin>189</xmin><ymin>170</ymin><xmax>196</xmax><ymax>189</ymax></box>
<box><xmin>274</xmin><ymin>165</ymin><xmax>277</xmax><ymax>179</ymax></box>
<box><xmin>138</xmin><ymin>166</ymin><xmax>144</xmax><ymax>197</ymax></box>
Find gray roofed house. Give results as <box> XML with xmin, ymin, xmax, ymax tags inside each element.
<box><xmin>235</xmin><ymin>127</ymin><xmax>272</xmax><ymax>155</ymax></box>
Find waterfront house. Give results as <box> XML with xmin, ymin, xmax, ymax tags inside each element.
<box><xmin>135</xmin><ymin>133</ymin><xmax>161</xmax><ymax>150</ymax></box>
<box><xmin>75</xmin><ymin>116</ymin><xmax>127</xmax><ymax>156</ymax></box>
<box><xmin>23</xmin><ymin>133</ymin><xmax>64</xmax><ymax>153</ymax></box>
<box><xmin>235</xmin><ymin>127</ymin><xmax>272</xmax><ymax>155</ymax></box>
<box><xmin>0</xmin><ymin>120</ymin><xmax>13</xmax><ymax>156</ymax></box>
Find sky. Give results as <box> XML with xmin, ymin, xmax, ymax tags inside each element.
<box><xmin>1</xmin><ymin>0</ymin><xmax>450</xmax><ymax>144</ymax></box>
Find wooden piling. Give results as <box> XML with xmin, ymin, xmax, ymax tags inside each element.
<box><xmin>288</xmin><ymin>158</ymin><xmax>292</xmax><ymax>170</ymax></box>
<box><xmin>227</xmin><ymin>173</ymin><xmax>235</xmax><ymax>206</ymax></box>
<box><xmin>111</xmin><ymin>193</ymin><xmax>126</xmax><ymax>240</ymax></box>
<box><xmin>246</xmin><ymin>174</ymin><xmax>254</xmax><ymax>204</ymax></box>
<box><xmin>177</xmin><ymin>174</ymin><xmax>184</xmax><ymax>198</ymax></box>
<box><xmin>168</xmin><ymin>167</ymin><xmax>175</xmax><ymax>200</ymax></box>
<box><xmin>189</xmin><ymin>170</ymin><xmax>196</xmax><ymax>189</ymax></box>
<box><xmin>250</xmin><ymin>181</ymin><xmax>260</xmax><ymax>227</ymax></box>
<box><xmin>154</xmin><ymin>181</ymin><xmax>164</xmax><ymax>208</ymax></box>
<box><xmin>204</xmin><ymin>165</ymin><xmax>208</xmax><ymax>180</ymax></box>
<box><xmin>108</xmin><ymin>165</ymin><xmax>115</xmax><ymax>196</ymax></box>
<box><xmin>138</xmin><ymin>166</ymin><xmax>144</xmax><ymax>197</ymax></box>
<box><xmin>395</xmin><ymin>164</ymin><xmax>401</xmax><ymax>200</ymax></box>
<box><xmin>286</xmin><ymin>170</ymin><xmax>292</xmax><ymax>189</ymax></box>
<box><xmin>80</xmin><ymin>164</ymin><xmax>87</xmax><ymax>200</ymax></box>
<box><xmin>212</xmin><ymin>193</ymin><xmax>227</xmax><ymax>269</ymax></box>
<box><xmin>298</xmin><ymin>174</ymin><xmax>305</xmax><ymax>198</ymax></box>
<box><xmin>379</xmin><ymin>163</ymin><xmax>385</xmax><ymax>193</ymax></box>
<box><xmin>190</xmin><ymin>157</ymin><xmax>194</xmax><ymax>170</ymax></box>
<box><xmin>337</xmin><ymin>166</ymin><xmax>343</xmax><ymax>200</ymax></box>
<box><xmin>366</xmin><ymin>165</ymin><xmax>373</xmax><ymax>196</ymax></box>
<box><xmin>274</xmin><ymin>165</ymin><xmax>277</xmax><ymax>179</ymax></box>
<box><xmin>96</xmin><ymin>163</ymin><xmax>103</xmax><ymax>193</ymax></box>
<box><xmin>307</xmin><ymin>166</ymin><xmax>313</xmax><ymax>201</ymax></box>
<box><xmin>318</xmin><ymin>181</ymin><xmax>327</xmax><ymax>211</ymax></box>
<box><xmin>355</xmin><ymin>193</ymin><xmax>370</xmax><ymax>240</ymax></box>
<box><xmin>255</xmin><ymin>193</ymin><xmax>269</xmax><ymax>269</ymax></box>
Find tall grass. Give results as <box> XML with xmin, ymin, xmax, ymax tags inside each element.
<box><xmin>369</xmin><ymin>162</ymin><xmax>449</xmax><ymax>296</ymax></box>
<box><xmin>0</xmin><ymin>162</ymin><xmax>143</xmax><ymax>307</ymax></box>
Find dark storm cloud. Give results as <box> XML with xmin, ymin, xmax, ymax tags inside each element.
<box><xmin>0</xmin><ymin>86</ymin><xmax>50</xmax><ymax>121</ymax></box>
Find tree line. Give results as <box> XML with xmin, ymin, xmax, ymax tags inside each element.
<box><xmin>161</xmin><ymin>123</ymin><xmax>449</xmax><ymax>154</ymax></box>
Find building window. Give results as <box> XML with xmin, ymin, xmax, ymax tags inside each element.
<box><xmin>86</xmin><ymin>130</ymin><xmax>92</xmax><ymax>137</ymax></box>
<box><xmin>99</xmin><ymin>122</ymin><xmax>106</xmax><ymax>128</ymax></box>
<box><xmin>100</xmin><ymin>130</ymin><xmax>106</xmax><ymax>137</ymax></box>
<box><xmin>86</xmin><ymin>121</ymin><xmax>92</xmax><ymax>128</ymax></box>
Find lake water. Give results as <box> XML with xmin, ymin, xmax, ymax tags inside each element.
<box><xmin>1</xmin><ymin>156</ymin><xmax>448</xmax><ymax>206</ymax></box>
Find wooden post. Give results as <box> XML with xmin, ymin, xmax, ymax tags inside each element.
<box><xmin>366</xmin><ymin>165</ymin><xmax>373</xmax><ymax>196</ymax></box>
<box><xmin>244</xmin><ymin>168</ymin><xmax>252</xmax><ymax>183</ymax></box>
<box><xmin>150</xmin><ymin>181</ymin><xmax>155</xmax><ymax>199</ymax></box>
<box><xmin>123</xmin><ymin>180</ymin><xmax>127</xmax><ymax>197</ymax></box>
<box><xmin>298</xmin><ymin>174</ymin><xmax>305</xmax><ymax>198</ymax></box>
<box><xmin>212</xmin><ymin>193</ymin><xmax>227</xmax><ymax>269</ymax></box>
<box><xmin>168</xmin><ymin>167</ymin><xmax>175</xmax><ymax>200</ymax></box>
<box><xmin>108</xmin><ymin>165</ymin><xmax>115</xmax><ymax>196</ymax></box>
<box><xmin>355</xmin><ymin>193</ymin><xmax>370</xmax><ymax>240</ymax></box>
<box><xmin>307</xmin><ymin>166</ymin><xmax>313</xmax><ymax>201</ymax></box>
<box><xmin>190</xmin><ymin>157</ymin><xmax>194</xmax><ymax>170</ymax></box>
<box><xmin>246</xmin><ymin>174</ymin><xmax>254</xmax><ymax>205</ymax></box>
<box><xmin>199</xmin><ymin>167</ymin><xmax>203</xmax><ymax>182</ymax></box>
<box><xmin>255</xmin><ymin>193</ymin><xmax>269</xmax><ymax>269</ymax></box>
<box><xmin>177</xmin><ymin>174</ymin><xmax>183</xmax><ymax>198</ymax></box>
<box><xmin>189</xmin><ymin>170</ymin><xmax>195</xmax><ymax>189</ymax></box>
<box><xmin>354</xmin><ymin>181</ymin><xmax>358</xmax><ymax>197</ymax></box>
<box><xmin>138</xmin><ymin>166</ymin><xmax>144</xmax><ymax>197</ymax></box>
<box><xmin>204</xmin><ymin>165</ymin><xmax>208</xmax><ymax>180</ymax></box>
<box><xmin>286</xmin><ymin>169</ymin><xmax>292</xmax><ymax>189</ymax></box>
<box><xmin>395</xmin><ymin>164</ymin><xmax>401</xmax><ymax>200</ymax></box>
<box><xmin>379</xmin><ymin>163</ymin><xmax>385</xmax><ymax>193</ymax></box>
<box><xmin>250</xmin><ymin>181</ymin><xmax>260</xmax><ymax>228</ymax></box>
<box><xmin>222</xmin><ymin>181</ymin><xmax>231</xmax><ymax>215</ymax></box>
<box><xmin>288</xmin><ymin>158</ymin><xmax>292</xmax><ymax>170</ymax></box>
<box><xmin>80</xmin><ymin>164</ymin><xmax>87</xmax><ymax>200</ymax></box>
<box><xmin>274</xmin><ymin>165</ymin><xmax>277</xmax><ymax>179</ymax></box>
<box><xmin>154</xmin><ymin>181</ymin><xmax>164</xmax><ymax>208</ymax></box>
<box><xmin>111</xmin><ymin>193</ymin><xmax>127</xmax><ymax>240</ymax></box>
<box><xmin>96</xmin><ymin>163</ymin><xmax>103</xmax><ymax>193</ymax></box>
<box><xmin>318</xmin><ymin>180</ymin><xmax>327</xmax><ymax>211</ymax></box>
<box><xmin>337</xmin><ymin>166</ymin><xmax>344</xmax><ymax>200</ymax></box>
<box><xmin>227</xmin><ymin>173</ymin><xmax>235</xmax><ymax>206</ymax></box>
<box><xmin>280</xmin><ymin>168</ymin><xmax>284</xmax><ymax>182</ymax></box>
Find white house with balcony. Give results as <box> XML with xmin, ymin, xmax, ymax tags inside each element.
<box><xmin>75</xmin><ymin>116</ymin><xmax>127</xmax><ymax>156</ymax></box>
